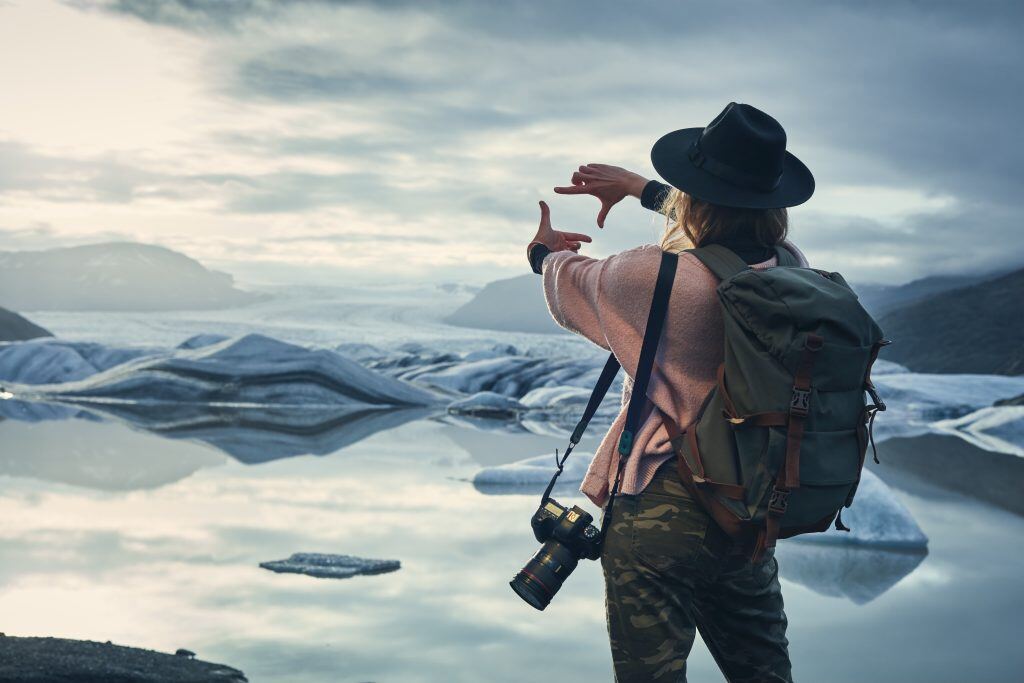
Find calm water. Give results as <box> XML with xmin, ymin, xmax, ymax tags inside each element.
<box><xmin>4</xmin><ymin>286</ymin><xmax>1023</xmax><ymax>682</ymax></box>
<box><xmin>3</xmin><ymin>412</ymin><xmax>1023</xmax><ymax>682</ymax></box>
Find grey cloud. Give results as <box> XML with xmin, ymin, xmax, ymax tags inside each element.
<box><xmin>53</xmin><ymin>0</ymin><xmax>1024</xmax><ymax>283</ymax></box>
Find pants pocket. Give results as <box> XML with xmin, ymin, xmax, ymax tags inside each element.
<box><xmin>630</xmin><ymin>491</ymin><xmax>710</xmax><ymax>573</ymax></box>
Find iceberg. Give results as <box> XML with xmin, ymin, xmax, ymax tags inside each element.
<box><xmin>0</xmin><ymin>338</ymin><xmax>156</xmax><ymax>385</ymax></box>
<box><xmin>14</xmin><ymin>334</ymin><xmax>441</xmax><ymax>408</ymax></box>
<box><xmin>472</xmin><ymin>451</ymin><xmax>592</xmax><ymax>494</ymax></box>
<box><xmin>796</xmin><ymin>469</ymin><xmax>928</xmax><ymax>549</ymax></box>
<box><xmin>259</xmin><ymin>553</ymin><xmax>400</xmax><ymax>579</ymax></box>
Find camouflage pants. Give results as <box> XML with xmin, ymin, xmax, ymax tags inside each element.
<box><xmin>600</xmin><ymin>462</ymin><xmax>792</xmax><ymax>682</ymax></box>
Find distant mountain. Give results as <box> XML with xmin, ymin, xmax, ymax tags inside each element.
<box><xmin>0</xmin><ymin>307</ymin><xmax>52</xmax><ymax>341</ymax></box>
<box><xmin>878</xmin><ymin>267</ymin><xmax>1024</xmax><ymax>375</ymax></box>
<box><xmin>444</xmin><ymin>273</ymin><xmax>563</xmax><ymax>334</ymax></box>
<box><xmin>851</xmin><ymin>271</ymin><xmax>1006</xmax><ymax>318</ymax></box>
<box><xmin>0</xmin><ymin>242</ymin><xmax>263</xmax><ymax>311</ymax></box>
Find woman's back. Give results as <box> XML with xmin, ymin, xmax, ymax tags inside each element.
<box><xmin>539</xmin><ymin>239</ymin><xmax>810</xmax><ymax>507</ymax></box>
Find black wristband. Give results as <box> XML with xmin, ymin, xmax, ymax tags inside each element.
<box><xmin>640</xmin><ymin>179</ymin><xmax>673</xmax><ymax>212</ymax></box>
<box><xmin>529</xmin><ymin>243</ymin><xmax>552</xmax><ymax>274</ymax></box>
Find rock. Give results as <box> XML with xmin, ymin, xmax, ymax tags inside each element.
<box><xmin>0</xmin><ymin>636</ymin><xmax>246</xmax><ymax>682</ymax></box>
<box><xmin>259</xmin><ymin>553</ymin><xmax>400</xmax><ymax>579</ymax></box>
<box><xmin>994</xmin><ymin>392</ymin><xmax>1024</xmax><ymax>407</ymax></box>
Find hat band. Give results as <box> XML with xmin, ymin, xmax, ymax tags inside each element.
<box><xmin>688</xmin><ymin>139</ymin><xmax>783</xmax><ymax>193</ymax></box>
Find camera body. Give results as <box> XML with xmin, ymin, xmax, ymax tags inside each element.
<box><xmin>510</xmin><ymin>498</ymin><xmax>602</xmax><ymax>610</ymax></box>
<box><xmin>530</xmin><ymin>498</ymin><xmax>602</xmax><ymax>559</ymax></box>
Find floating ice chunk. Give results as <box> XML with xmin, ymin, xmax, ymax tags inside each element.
<box><xmin>447</xmin><ymin>391</ymin><xmax>526</xmax><ymax>418</ymax></box>
<box><xmin>932</xmin><ymin>406</ymin><xmax>1024</xmax><ymax>457</ymax></box>
<box><xmin>796</xmin><ymin>469</ymin><xmax>928</xmax><ymax>549</ymax></box>
<box><xmin>259</xmin><ymin>553</ymin><xmax>400</xmax><ymax>579</ymax></box>
<box><xmin>473</xmin><ymin>452</ymin><xmax>592</xmax><ymax>489</ymax></box>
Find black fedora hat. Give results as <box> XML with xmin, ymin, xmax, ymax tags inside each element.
<box><xmin>650</xmin><ymin>102</ymin><xmax>814</xmax><ymax>209</ymax></box>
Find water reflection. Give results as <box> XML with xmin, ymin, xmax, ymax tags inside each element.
<box><xmin>775</xmin><ymin>542</ymin><xmax>927</xmax><ymax>604</ymax></box>
<box><xmin>2</xmin><ymin>401</ymin><xmax>1023</xmax><ymax>681</ymax></box>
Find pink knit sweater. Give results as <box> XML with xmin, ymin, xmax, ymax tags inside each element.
<box><xmin>540</xmin><ymin>239</ymin><xmax>810</xmax><ymax>508</ymax></box>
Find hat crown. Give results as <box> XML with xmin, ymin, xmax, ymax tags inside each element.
<box><xmin>649</xmin><ymin>101</ymin><xmax>814</xmax><ymax>209</ymax></box>
<box><xmin>697</xmin><ymin>102</ymin><xmax>787</xmax><ymax>182</ymax></box>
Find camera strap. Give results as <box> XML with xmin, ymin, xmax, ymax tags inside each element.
<box><xmin>541</xmin><ymin>250</ymin><xmax>679</xmax><ymax>520</ymax></box>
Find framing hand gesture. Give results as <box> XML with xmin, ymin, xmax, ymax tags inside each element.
<box><xmin>532</xmin><ymin>201</ymin><xmax>592</xmax><ymax>253</ymax></box>
<box><xmin>553</xmin><ymin>163</ymin><xmax>649</xmax><ymax>228</ymax></box>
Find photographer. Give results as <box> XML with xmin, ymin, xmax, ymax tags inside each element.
<box><xmin>525</xmin><ymin>104</ymin><xmax>813</xmax><ymax>682</ymax></box>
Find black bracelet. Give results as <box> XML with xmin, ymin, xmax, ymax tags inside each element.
<box><xmin>529</xmin><ymin>243</ymin><xmax>552</xmax><ymax>274</ymax></box>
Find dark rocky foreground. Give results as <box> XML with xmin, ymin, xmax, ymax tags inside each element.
<box><xmin>0</xmin><ymin>636</ymin><xmax>246</xmax><ymax>683</ymax></box>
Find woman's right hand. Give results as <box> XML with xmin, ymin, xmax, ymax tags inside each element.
<box><xmin>553</xmin><ymin>164</ymin><xmax>649</xmax><ymax>229</ymax></box>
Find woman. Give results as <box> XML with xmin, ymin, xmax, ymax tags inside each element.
<box><xmin>525</xmin><ymin>103</ymin><xmax>814</xmax><ymax>682</ymax></box>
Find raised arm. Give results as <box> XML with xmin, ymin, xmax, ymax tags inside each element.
<box><xmin>554</xmin><ymin>163</ymin><xmax>675</xmax><ymax>227</ymax></box>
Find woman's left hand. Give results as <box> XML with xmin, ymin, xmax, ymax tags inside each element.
<box><xmin>531</xmin><ymin>201</ymin><xmax>593</xmax><ymax>252</ymax></box>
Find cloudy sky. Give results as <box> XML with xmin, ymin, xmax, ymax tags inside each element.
<box><xmin>1</xmin><ymin>0</ymin><xmax>1021</xmax><ymax>286</ymax></box>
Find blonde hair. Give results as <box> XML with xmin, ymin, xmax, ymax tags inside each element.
<box><xmin>657</xmin><ymin>187</ymin><xmax>788</xmax><ymax>253</ymax></box>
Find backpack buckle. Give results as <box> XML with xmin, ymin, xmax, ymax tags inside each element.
<box><xmin>790</xmin><ymin>388</ymin><xmax>810</xmax><ymax>417</ymax></box>
<box><xmin>768</xmin><ymin>487</ymin><xmax>789</xmax><ymax>515</ymax></box>
<box><xmin>769</xmin><ymin>487</ymin><xmax>789</xmax><ymax>514</ymax></box>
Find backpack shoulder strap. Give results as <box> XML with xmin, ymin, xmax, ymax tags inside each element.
<box><xmin>617</xmin><ymin>249</ymin><xmax>678</xmax><ymax>456</ymax></box>
<box><xmin>686</xmin><ymin>244</ymin><xmax>750</xmax><ymax>281</ymax></box>
<box><xmin>774</xmin><ymin>243</ymin><xmax>801</xmax><ymax>267</ymax></box>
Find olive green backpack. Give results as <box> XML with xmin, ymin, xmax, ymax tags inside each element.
<box><xmin>646</xmin><ymin>244</ymin><xmax>890</xmax><ymax>560</ymax></box>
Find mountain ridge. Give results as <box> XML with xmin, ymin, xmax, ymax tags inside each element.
<box><xmin>0</xmin><ymin>242</ymin><xmax>263</xmax><ymax>311</ymax></box>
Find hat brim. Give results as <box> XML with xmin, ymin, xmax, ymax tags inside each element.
<box><xmin>650</xmin><ymin>127</ymin><xmax>815</xmax><ymax>209</ymax></box>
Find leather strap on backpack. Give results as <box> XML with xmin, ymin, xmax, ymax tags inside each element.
<box><xmin>663</xmin><ymin>413</ymin><xmax>747</xmax><ymax>536</ymax></box>
<box><xmin>783</xmin><ymin>333</ymin><xmax>823</xmax><ymax>489</ymax></box>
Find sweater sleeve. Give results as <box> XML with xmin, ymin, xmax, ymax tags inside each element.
<box><xmin>540</xmin><ymin>250</ymin><xmax>611</xmax><ymax>350</ymax></box>
<box><xmin>540</xmin><ymin>244</ymin><xmax>662</xmax><ymax>356</ymax></box>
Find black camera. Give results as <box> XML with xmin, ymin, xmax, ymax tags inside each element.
<box><xmin>509</xmin><ymin>498</ymin><xmax>602</xmax><ymax>610</ymax></box>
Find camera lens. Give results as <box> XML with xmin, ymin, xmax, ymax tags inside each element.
<box><xmin>509</xmin><ymin>540</ymin><xmax>580</xmax><ymax>611</ymax></box>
